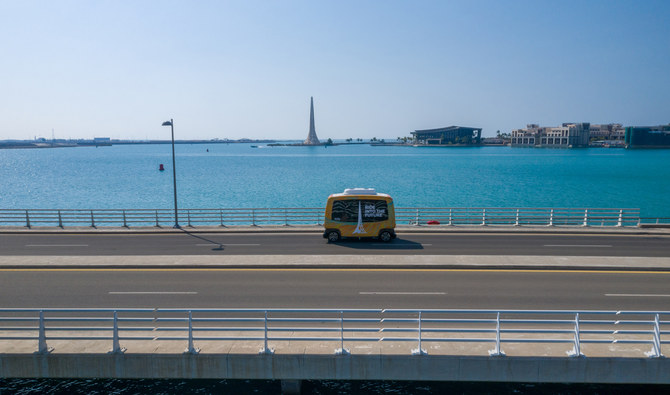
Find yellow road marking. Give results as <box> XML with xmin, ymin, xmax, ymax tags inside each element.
<box><xmin>1</xmin><ymin>268</ymin><xmax>669</xmax><ymax>275</ymax></box>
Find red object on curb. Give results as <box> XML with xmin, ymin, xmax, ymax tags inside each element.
<box><xmin>427</xmin><ymin>220</ymin><xmax>440</xmax><ymax>225</ymax></box>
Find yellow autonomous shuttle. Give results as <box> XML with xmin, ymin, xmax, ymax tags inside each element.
<box><xmin>323</xmin><ymin>188</ymin><xmax>396</xmax><ymax>242</ymax></box>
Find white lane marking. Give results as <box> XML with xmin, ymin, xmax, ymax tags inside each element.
<box><xmin>195</xmin><ymin>243</ymin><xmax>261</xmax><ymax>246</ymax></box>
<box><xmin>359</xmin><ymin>292</ymin><xmax>446</xmax><ymax>295</ymax></box>
<box><xmin>26</xmin><ymin>244</ymin><xmax>89</xmax><ymax>247</ymax></box>
<box><xmin>543</xmin><ymin>245</ymin><xmax>612</xmax><ymax>247</ymax></box>
<box><xmin>109</xmin><ymin>291</ymin><xmax>198</xmax><ymax>295</ymax></box>
<box><xmin>605</xmin><ymin>294</ymin><xmax>670</xmax><ymax>298</ymax></box>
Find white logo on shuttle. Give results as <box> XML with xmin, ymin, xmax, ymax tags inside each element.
<box><xmin>352</xmin><ymin>201</ymin><xmax>367</xmax><ymax>234</ymax></box>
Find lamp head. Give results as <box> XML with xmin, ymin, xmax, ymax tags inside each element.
<box><xmin>162</xmin><ymin>121</ymin><xmax>172</xmax><ymax>126</ymax></box>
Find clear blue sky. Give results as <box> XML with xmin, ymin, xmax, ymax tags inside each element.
<box><xmin>1</xmin><ymin>0</ymin><xmax>668</xmax><ymax>140</ymax></box>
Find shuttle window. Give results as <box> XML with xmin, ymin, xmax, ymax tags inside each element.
<box><xmin>331</xmin><ymin>200</ymin><xmax>388</xmax><ymax>222</ymax></box>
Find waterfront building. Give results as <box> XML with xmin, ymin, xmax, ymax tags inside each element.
<box><xmin>625</xmin><ymin>124</ymin><xmax>670</xmax><ymax>148</ymax></box>
<box><xmin>589</xmin><ymin>124</ymin><xmax>625</xmax><ymax>141</ymax></box>
<box><xmin>511</xmin><ymin>123</ymin><xmax>590</xmax><ymax>148</ymax></box>
<box><xmin>411</xmin><ymin>126</ymin><xmax>482</xmax><ymax>145</ymax></box>
<box><xmin>303</xmin><ymin>96</ymin><xmax>321</xmax><ymax>145</ymax></box>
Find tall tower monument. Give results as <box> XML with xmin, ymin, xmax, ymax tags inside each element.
<box><xmin>303</xmin><ymin>96</ymin><xmax>321</xmax><ymax>145</ymax></box>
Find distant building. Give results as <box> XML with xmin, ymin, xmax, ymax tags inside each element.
<box><xmin>93</xmin><ymin>137</ymin><xmax>111</xmax><ymax>143</ymax></box>
<box><xmin>589</xmin><ymin>124</ymin><xmax>625</xmax><ymax>141</ymax></box>
<box><xmin>625</xmin><ymin>124</ymin><xmax>670</xmax><ymax>148</ymax></box>
<box><xmin>303</xmin><ymin>97</ymin><xmax>320</xmax><ymax>145</ymax></box>
<box><xmin>511</xmin><ymin>123</ymin><xmax>590</xmax><ymax>148</ymax></box>
<box><xmin>411</xmin><ymin>126</ymin><xmax>482</xmax><ymax>145</ymax></box>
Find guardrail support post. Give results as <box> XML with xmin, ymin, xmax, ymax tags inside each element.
<box><xmin>110</xmin><ymin>310</ymin><xmax>126</xmax><ymax>353</ymax></box>
<box><xmin>185</xmin><ymin>310</ymin><xmax>199</xmax><ymax>354</ymax></box>
<box><xmin>548</xmin><ymin>209</ymin><xmax>554</xmax><ymax>227</ymax></box>
<box><xmin>219</xmin><ymin>209</ymin><xmax>226</xmax><ymax>227</ymax></box>
<box><xmin>448</xmin><ymin>208</ymin><xmax>453</xmax><ymax>226</ymax></box>
<box><xmin>57</xmin><ymin>210</ymin><xmax>63</xmax><ymax>228</ymax></box>
<box><xmin>335</xmin><ymin>310</ymin><xmax>350</xmax><ymax>355</ymax></box>
<box><xmin>122</xmin><ymin>210</ymin><xmax>128</xmax><ymax>228</ymax></box>
<box><xmin>37</xmin><ymin>310</ymin><xmax>51</xmax><ymax>354</ymax></box>
<box><xmin>645</xmin><ymin>314</ymin><xmax>662</xmax><ymax>358</ymax></box>
<box><xmin>481</xmin><ymin>209</ymin><xmax>487</xmax><ymax>226</ymax></box>
<box><xmin>155</xmin><ymin>210</ymin><xmax>160</xmax><ymax>227</ymax></box>
<box><xmin>568</xmin><ymin>313</ymin><xmax>583</xmax><ymax>357</ymax></box>
<box><xmin>616</xmin><ymin>210</ymin><xmax>623</xmax><ymax>227</ymax></box>
<box><xmin>488</xmin><ymin>312</ymin><xmax>505</xmax><ymax>356</ymax></box>
<box><xmin>259</xmin><ymin>310</ymin><xmax>274</xmax><ymax>354</ymax></box>
<box><xmin>415</xmin><ymin>209</ymin><xmax>420</xmax><ymax>226</ymax></box>
<box><xmin>411</xmin><ymin>311</ymin><xmax>427</xmax><ymax>355</ymax></box>
<box><xmin>25</xmin><ymin>210</ymin><xmax>31</xmax><ymax>228</ymax></box>
<box><xmin>90</xmin><ymin>210</ymin><xmax>96</xmax><ymax>228</ymax></box>
<box><xmin>284</xmin><ymin>209</ymin><xmax>289</xmax><ymax>226</ymax></box>
<box><xmin>582</xmin><ymin>210</ymin><xmax>589</xmax><ymax>227</ymax></box>
<box><xmin>252</xmin><ymin>209</ymin><xmax>257</xmax><ymax>227</ymax></box>
<box><xmin>187</xmin><ymin>209</ymin><xmax>192</xmax><ymax>227</ymax></box>
<box><xmin>514</xmin><ymin>209</ymin><xmax>520</xmax><ymax>226</ymax></box>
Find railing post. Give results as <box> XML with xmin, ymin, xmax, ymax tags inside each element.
<box><xmin>122</xmin><ymin>210</ymin><xmax>128</xmax><ymax>228</ymax></box>
<box><xmin>155</xmin><ymin>210</ymin><xmax>160</xmax><ymax>227</ymax></box>
<box><xmin>252</xmin><ymin>209</ymin><xmax>256</xmax><ymax>226</ymax></box>
<box><xmin>110</xmin><ymin>310</ymin><xmax>125</xmax><ymax>353</ymax></box>
<box><xmin>645</xmin><ymin>314</ymin><xmax>662</xmax><ymax>358</ymax></box>
<box><xmin>448</xmin><ymin>208</ymin><xmax>453</xmax><ymax>226</ymax></box>
<box><xmin>481</xmin><ymin>209</ymin><xmax>487</xmax><ymax>226</ymax></box>
<box><xmin>616</xmin><ymin>209</ymin><xmax>623</xmax><ymax>227</ymax></box>
<box><xmin>187</xmin><ymin>209</ymin><xmax>192</xmax><ymax>227</ymax></box>
<box><xmin>259</xmin><ymin>310</ymin><xmax>274</xmax><ymax>354</ymax></box>
<box><xmin>415</xmin><ymin>209</ymin><xmax>420</xmax><ymax>226</ymax></box>
<box><xmin>488</xmin><ymin>312</ymin><xmax>505</xmax><ymax>356</ymax></box>
<box><xmin>57</xmin><ymin>210</ymin><xmax>63</xmax><ymax>228</ymax></box>
<box><xmin>90</xmin><ymin>210</ymin><xmax>96</xmax><ymax>227</ymax></box>
<box><xmin>411</xmin><ymin>311</ymin><xmax>427</xmax><ymax>355</ymax></box>
<box><xmin>514</xmin><ymin>209</ymin><xmax>520</xmax><ymax>226</ymax></box>
<box><xmin>548</xmin><ymin>209</ymin><xmax>554</xmax><ymax>226</ymax></box>
<box><xmin>219</xmin><ymin>209</ymin><xmax>225</xmax><ymax>227</ymax></box>
<box><xmin>335</xmin><ymin>310</ymin><xmax>350</xmax><ymax>355</ymax></box>
<box><xmin>582</xmin><ymin>209</ymin><xmax>589</xmax><ymax>227</ymax></box>
<box><xmin>37</xmin><ymin>310</ymin><xmax>51</xmax><ymax>354</ymax></box>
<box><xmin>25</xmin><ymin>210</ymin><xmax>31</xmax><ymax>228</ymax></box>
<box><xmin>284</xmin><ymin>209</ymin><xmax>289</xmax><ymax>226</ymax></box>
<box><xmin>568</xmin><ymin>313</ymin><xmax>583</xmax><ymax>357</ymax></box>
<box><xmin>185</xmin><ymin>310</ymin><xmax>199</xmax><ymax>354</ymax></box>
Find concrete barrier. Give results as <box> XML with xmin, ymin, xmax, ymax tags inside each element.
<box><xmin>1</xmin><ymin>354</ymin><xmax>669</xmax><ymax>384</ymax></box>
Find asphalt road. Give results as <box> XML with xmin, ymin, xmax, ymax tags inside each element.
<box><xmin>1</xmin><ymin>231</ymin><xmax>669</xmax><ymax>311</ymax></box>
<box><xmin>1</xmin><ymin>268</ymin><xmax>670</xmax><ymax>311</ymax></box>
<box><xmin>1</xmin><ymin>231</ymin><xmax>669</xmax><ymax>257</ymax></box>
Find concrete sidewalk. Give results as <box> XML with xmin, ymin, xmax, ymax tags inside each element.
<box><xmin>1</xmin><ymin>254</ymin><xmax>670</xmax><ymax>271</ymax></box>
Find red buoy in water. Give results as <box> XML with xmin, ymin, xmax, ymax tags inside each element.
<box><xmin>159</xmin><ymin>164</ymin><xmax>165</xmax><ymax>171</ymax></box>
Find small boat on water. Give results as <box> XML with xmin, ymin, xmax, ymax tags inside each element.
<box><xmin>250</xmin><ymin>145</ymin><xmax>259</xmax><ymax>148</ymax></box>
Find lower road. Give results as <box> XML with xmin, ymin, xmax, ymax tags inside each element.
<box><xmin>1</xmin><ymin>267</ymin><xmax>670</xmax><ymax>311</ymax></box>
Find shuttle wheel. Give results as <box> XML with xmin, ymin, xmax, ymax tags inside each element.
<box><xmin>379</xmin><ymin>231</ymin><xmax>393</xmax><ymax>242</ymax></box>
<box><xmin>327</xmin><ymin>231</ymin><xmax>340</xmax><ymax>242</ymax></box>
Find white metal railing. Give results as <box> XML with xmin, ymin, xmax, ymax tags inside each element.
<box><xmin>0</xmin><ymin>308</ymin><xmax>667</xmax><ymax>357</ymax></box>
<box><xmin>0</xmin><ymin>207</ymin><xmax>645</xmax><ymax>228</ymax></box>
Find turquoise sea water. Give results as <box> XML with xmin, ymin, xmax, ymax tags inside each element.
<box><xmin>1</xmin><ymin>143</ymin><xmax>669</xmax><ymax>218</ymax></box>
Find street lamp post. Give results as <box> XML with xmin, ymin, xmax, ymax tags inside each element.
<box><xmin>162</xmin><ymin>119</ymin><xmax>180</xmax><ymax>228</ymax></box>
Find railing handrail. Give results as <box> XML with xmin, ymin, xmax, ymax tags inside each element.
<box><xmin>0</xmin><ymin>307</ymin><xmax>667</xmax><ymax>357</ymax></box>
<box><xmin>0</xmin><ymin>207</ymin><xmax>655</xmax><ymax>228</ymax></box>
